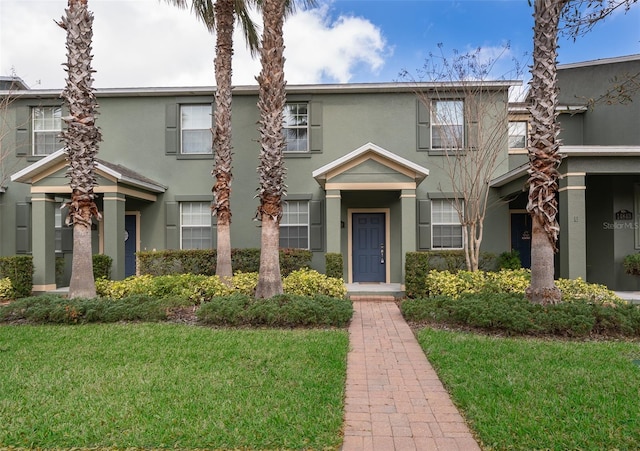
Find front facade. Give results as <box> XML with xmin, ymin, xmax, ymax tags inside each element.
<box><xmin>495</xmin><ymin>54</ymin><xmax>640</xmax><ymax>290</ymax></box>
<box><xmin>1</xmin><ymin>81</ymin><xmax>512</xmax><ymax>291</ymax></box>
<box><xmin>1</xmin><ymin>54</ymin><xmax>638</xmax><ymax>293</ymax></box>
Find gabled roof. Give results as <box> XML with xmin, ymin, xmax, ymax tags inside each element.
<box><xmin>312</xmin><ymin>142</ymin><xmax>429</xmax><ymax>189</ymax></box>
<box><xmin>11</xmin><ymin>148</ymin><xmax>167</xmax><ymax>193</ymax></box>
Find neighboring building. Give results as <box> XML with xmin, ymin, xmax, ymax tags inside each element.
<box><xmin>494</xmin><ymin>54</ymin><xmax>640</xmax><ymax>290</ymax></box>
<box><xmin>0</xmin><ymin>54</ymin><xmax>638</xmax><ymax>293</ymax></box>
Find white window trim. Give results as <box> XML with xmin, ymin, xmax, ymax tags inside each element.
<box><xmin>431</xmin><ymin>99</ymin><xmax>464</xmax><ymax>150</ymax></box>
<box><xmin>280</xmin><ymin>200</ymin><xmax>310</xmax><ymax>249</ymax></box>
<box><xmin>283</xmin><ymin>102</ymin><xmax>309</xmax><ymax>153</ymax></box>
<box><xmin>431</xmin><ymin>199</ymin><xmax>464</xmax><ymax>250</ymax></box>
<box><xmin>180</xmin><ymin>104</ymin><xmax>213</xmax><ymax>155</ymax></box>
<box><xmin>508</xmin><ymin>120</ymin><xmax>528</xmax><ymax>153</ymax></box>
<box><xmin>179</xmin><ymin>201</ymin><xmax>212</xmax><ymax>250</ymax></box>
<box><xmin>32</xmin><ymin>106</ymin><xmax>62</xmax><ymax>156</ymax></box>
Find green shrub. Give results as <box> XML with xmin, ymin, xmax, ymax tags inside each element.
<box><xmin>93</xmin><ymin>254</ymin><xmax>113</xmax><ymax>280</ymax></box>
<box><xmin>404</xmin><ymin>252</ymin><xmax>433</xmax><ymax>299</ymax></box>
<box><xmin>555</xmin><ymin>277</ymin><xmax>621</xmax><ymax>305</ymax></box>
<box><xmin>497</xmin><ymin>250</ymin><xmax>522</xmax><ymax>270</ymax></box>
<box><xmin>283</xmin><ymin>269</ymin><xmax>347</xmax><ymax>298</ymax></box>
<box><xmin>55</xmin><ymin>256</ymin><xmax>66</xmax><ymax>287</ymax></box>
<box><xmin>279</xmin><ymin>249</ymin><xmax>313</xmax><ymax>276</ymax></box>
<box><xmin>404</xmin><ymin>251</ymin><xmax>496</xmax><ymax>298</ymax></box>
<box><xmin>0</xmin><ymin>255</ymin><xmax>33</xmax><ymax>298</ymax></box>
<box><xmin>137</xmin><ymin>248</ymin><xmax>311</xmax><ymax>277</ymax></box>
<box><xmin>420</xmin><ymin>269</ymin><xmax>623</xmax><ymax>305</ymax></box>
<box><xmin>96</xmin><ymin>274</ymin><xmax>234</xmax><ymax>304</ymax></box>
<box><xmin>0</xmin><ymin>278</ymin><xmax>13</xmax><ymax>300</ymax></box>
<box><xmin>401</xmin><ymin>294</ymin><xmax>640</xmax><ymax>338</ymax></box>
<box><xmin>623</xmin><ymin>253</ymin><xmax>640</xmax><ymax>275</ymax></box>
<box><xmin>325</xmin><ymin>253</ymin><xmax>343</xmax><ymax>279</ymax></box>
<box><xmin>232</xmin><ymin>272</ymin><xmax>258</xmax><ymax>296</ymax></box>
<box><xmin>0</xmin><ymin>294</ymin><xmax>185</xmax><ymax>324</ymax></box>
<box><xmin>197</xmin><ymin>294</ymin><xmax>353</xmax><ymax>327</ymax></box>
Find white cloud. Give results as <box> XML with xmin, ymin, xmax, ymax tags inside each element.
<box><xmin>282</xmin><ymin>6</ymin><xmax>388</xmax><ymax>84</ymax></box>
<box><xmin>0</xmin><ymin>0</ymin><xmax>389</xmax><ymax>89</ymax></box>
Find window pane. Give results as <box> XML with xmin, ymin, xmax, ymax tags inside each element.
<box><xmin>433</xmin><ymin>225</ymin><xmax>463</xmax><ymax>249</ymax></box>
<box><xmin>508</xmin><ymin>122</ymin><xmax>527</xmax><ymax>149</ymax></box>
<box><xmin>432</xmin><ymin>100</ymin><xmax>463</xmax><ymax>149</ymax></box>
<box><xmin>432</xmin><ymin>199</ymin><xmax>463</xmax><ymax>249</ymax></box>
<box><xmin>181</xmin><ymin>105</ymin><xmax>212</xmax><ymax>154</ymax></box>
<box><xmin>33</xmin><ymin>107</ymin><xmax>62</xmax><ymax>155</ymax></box>
<box><xmin>181</xmin><ymin>202</ymin><xmax>212</xmax><ymax>249</ymax></box>
<box><xmin>283</xmin><ymin>103</ymin><xmax>309</xmax><ymax>153</ymax></box>
<box><xmin>182</xmin><ymin>130</ymin><xmax>212</xmax><ymax>154</ymax></box>
<box><xmin>279</xmin><ymin>226</ymin><xmax>308</xmax><ymax>249</ymax></box>
<box><xmin>280</xmin><ymin>200</ymin><xmax>309</xmax><ymax>248</ymax></box>
<box><xmin>182</xmin><ymin>227</ymin><xmax>211</xmax><ymax>250</ymax></box>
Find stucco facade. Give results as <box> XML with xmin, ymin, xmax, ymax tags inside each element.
<box><xmin>1</xmin><ymin>54</ymin><xmax>638</xmax><ymax>292</ymax></box>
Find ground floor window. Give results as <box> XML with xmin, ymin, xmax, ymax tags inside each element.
<box><xmin>432</xmin><ymin>199</ymin><xmax>463</xmax><ymax>249</ymax></box>
<box><xmin>55</xmin><ymin>204</ymin><xmax>62</xmax><ymax>252</ymax></box>
<box><xmin>280</xmin><ymin>200</ymin><xmax>309</xmax><ymax>249</ymax></box>
<box><xmin>180</xmin><ymin>201</ymin><xmax>212</xmax><ymax>249</ymax></box>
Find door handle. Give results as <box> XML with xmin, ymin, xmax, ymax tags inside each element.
<box><xmin>380</xmin><ymin>243</ymin><xmax>385</xmax><ymax>264</ymax></box>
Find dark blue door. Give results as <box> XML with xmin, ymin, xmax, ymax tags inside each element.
<box><xmin>352</xmin><ymin>213</ymin><xmax>386</xmax><ymax>282</ymax></box>
<box><xmin>125</xmin><ymin>214</ymin><xmax>137</xmax><ymax>277</ymax></box>
<box><xmin>511</xmin><ymin>213</ymin><xmax>531</xmax><ymax>269</ymax></box>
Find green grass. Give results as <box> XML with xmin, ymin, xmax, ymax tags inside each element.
<box><xmin>417</xmin><ymin>328</ymin><xmax>640</xmax><ymax>450</ymax></box>
<box><xmin>0</xmin><ymin>324</ymin><xmax>348</xmax><ymax>450</ymax></box>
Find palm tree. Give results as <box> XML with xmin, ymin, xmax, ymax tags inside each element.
<box><xmin>57</xmin><ymin>0</ymin><xmax>102</xmax><ymax>298</ymax></box>
<box><xmin>252</xmin><ymin>0</ymin><xmax>314</xmax><ymax>298</ymax></box>
<box><xmin>254</xmin><ymin>0</ymin><xmax>288</xmax><ymax>298</ymax></box>
<box><xmin>525</xmin><ymin>0</ymin><xmax>568</xmax><ymax>304</ymax></box>
<box><xmin>165</xmin><ymin>0</ymin><xmax>259</xmax><ymax>282</ymax></box>
<box><xmin>525</xmin><ymin>0</ymin><xmax>638</xmax><ymax>304</ymax></box>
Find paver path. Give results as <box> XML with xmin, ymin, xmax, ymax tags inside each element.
<box><xmin>341</xmin><ymin>301</ymin><xmax>481</xmax><ymax>451</ymax></box>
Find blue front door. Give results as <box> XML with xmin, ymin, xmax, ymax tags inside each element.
<box><xmin>511</xmin><ymin>213</ymin><xmax>531</xmax><ymax>269</ymax></box>
<box><xmin>352</xmin><ymin>213</ymin><xmax>386</xmax><ymax>282</ymax></box>
<box><xmin>124</xmin><ymin>214</ymin><xmax>137</xmax><ymax>277</ymax></box>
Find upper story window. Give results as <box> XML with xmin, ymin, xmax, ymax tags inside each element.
<box><xmin>432</xmin><ymin>199</ymin><xmax>463</xmax><ymax>250</ymax></box>
<box><xmin>180</xmin><ymin>201</ymin><xmax>212</xmax><ymax>250</ymax></box>
<box><xmin>181</xmin><ymin>105</ymin><xmax>212</xmax><ymax>154</ymax></box>
<box><xmin>431</xmin><ymin>100</ymin><xmax>464</xmax><ymax>149</ymax></box>
<box><xmin>283</xmin><ymin>103</ymin><xmax>308</xmax><ymax>152</ymax></box>
<box><xmin>508</xmin><ymin>121</ymin><xmax>528</xmax><ymax>150</ymax></box>
<box><xmin>33</xmin><ymin>106</ymin><xmax>62</xmax><ymax>156</ymax></box>
<box><xmin>280</xmin><ymin>200</ymin><xmax>309</xmax><ymax>249</ymax></box>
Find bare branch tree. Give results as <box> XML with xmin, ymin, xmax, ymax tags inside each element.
<box><xmin>560</xmin><ymin>0</ymin><xmax>638</xmax><ymax>37</ymax></box>
<box><xmin>0</xmin><ymin>73</ymin><xmax>30</xmax><ymax>191</ymax></box>
<box><xmin>403</xmin><ymin>44</ymin><xmax>523</xmax><ymax>271</ymax></box>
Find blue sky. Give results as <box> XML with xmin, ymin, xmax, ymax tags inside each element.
<box><xmin>334</xmin><ymin>0</ymin><xmax>640</xmax><ymax>82</ymax></box>
<box><xmin>1</xmin><ymin>0</ymin><xmax>639</xmax><ymax>89</ymax></box>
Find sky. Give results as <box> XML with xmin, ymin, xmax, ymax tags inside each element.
<box><xmin>0</xmin><ymin>0</ymin><xmax>639</xmax><ymax>91</ymax></box>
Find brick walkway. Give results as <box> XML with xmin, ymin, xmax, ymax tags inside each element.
<box><xmin>341</xmin><ymin>300</ymin><xmax>481</xmax><ymax>451</ymax></box>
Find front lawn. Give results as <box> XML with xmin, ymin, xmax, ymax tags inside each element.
<box><xmin>417</xmin><ymin>328</ymin><xmax>640</xmax><ymax>450</ymax></box>
<box><xmin>0</xmin><ymin>324</ymin><xmax>348</xmax><ymax>449</ymax></box>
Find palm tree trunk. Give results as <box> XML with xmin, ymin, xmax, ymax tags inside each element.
<box><xmin>526</xmin><ymin>0</ymin><xmax>567</xmax><ymax>304</ymax></box>
<box><xmin>58</xmin><ymin>0</ymin><xmax>101</xmax><ymax>299</ymax></box>
<box><xmin>255</xmin><ymin>0</ymin><xmax>287</xmax><ymax>298</ymax></box>
<box><xmin>212</xmin><ymin>0</ymin><xmax>235</xmax><ymax>282</ymax></box>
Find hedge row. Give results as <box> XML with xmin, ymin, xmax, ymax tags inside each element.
<box><xmin>0</xmin><ymin>293</ymin><xmax>353</xmax><ymax>328</ymax></box>
<box><xmin>197</xmin><ymin>293</ymin><xmax>353</xmax><ymax>327</ymax></box>
<box><xmin>0</xmin><ymin>255</ymin><xmax>33</xmax><ymax>298</ymax></box>
<box><xmin>95</xmin><ymin>269</ymin><xmax>347</xmax><ymax>302</ymax></box>
<box><xmin>401</xmin><ymin>293</ymin><xmax>640</xmax><ymax>338</ymax></box>
<box><xmin>404</xmin><ymin>251</ymin><xmax>496</xmax><ymax>298</ymax></box>
<box><xmin>137</xmin><ymin>248</ymin><xmax>312</xmax><ymax>277</ymax></box>
<box><xmin>0</xmin><ymin>294</ymin><xmax>181</xmax><ymax>324</ymax></box>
